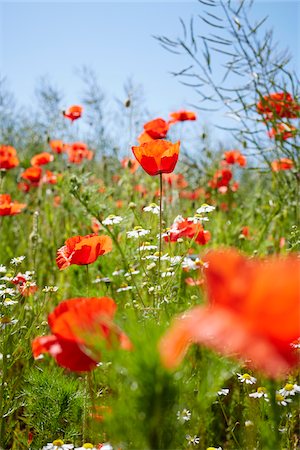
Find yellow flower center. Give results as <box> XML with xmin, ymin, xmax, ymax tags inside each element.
<box><xmin>134</xmin><ymin>226</ymin><xmax>142</xmax><ymax>231</ymax></box>
<box><xmin>276</xmin><ymin>394</ymin><xmax>284</xmax><ymax>402</ymax></box>
<box><xmin>242</xmin><ymin>373</ymin><xmax>251</xmax><ymax>380</ymax></box>
<box><xmin>284</xmin><ymin>383</ymin><xmax>293</xmax><ymax>391</ymax></box>
<box><xmin>52</xmin><ymin>439</ymin><xmax>64</xmax><ymax>446</ymax></box>
<box><xmin>257</xmin><ymin>387</ymin><xmax>266</xmax><ymax>394</ymax></box>
<box><xmin>83</xmin><ymin>444</ymin><xmax>94</xmax><ymax>449</ymax></box>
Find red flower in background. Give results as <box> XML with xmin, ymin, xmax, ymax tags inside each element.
<box><xmin>21</xmin><ymin>167</ymin><xmax>43</xmax><ymax>186</ymax></box>
<box><xmin>63</xmin><ymin>105</ymin><xmax>83</xmax><ymax>122</ymax></box>
<box><xmin>162</xmin><ymin>173</ymin><xmax>188</xmax><ymax>189</ymax></box>
<box><xmin>271</xmin><ymin>158</ymin><xmax>294</xmax><ymax>172</ymax></box>
<box><xmin>143</xmin><ymin>118</ymin><xmax>169</xmax><ymax>140</ymax></box>
<box><xmin>159</xmin><ymin>249</ymin><xmax>300</xmax><ymax>378</ymax></box>
<box><xmin>257</xmin><ymin>92</ymin><xmax>300</xmax><ymax>119</ymax></box>
<box><xmin>208</xmin><ymin>168</ymin><xmax>233</xmax><ymax>190</ymax></box>
<box><xmin>32</xmin><ymin>297</ymin><xmax>131</xmax><ymax>372</ymax></box>
<box><xmin>169</xmin><ymin>110</ymin><xmax>197</xmax><ymax>123</ymax></box>
<box><xmin>56</xmin><ymin>233</ymin><xmax>113</xmax><ymax>270</ymax></box>
<box><xmin>31</xmin><ymin>152</ymin><xmax>54</xmax><ymax>167</ymax></box>
<box><xmin>0</xmin><ymin>145</ymin><xmax>19</xmax><ymax>170</ymax></box>
<box><xmin>223</xmin><ymin>150</ymin><xmax>247</xmax><ymax>167</ymax></box>
<box><xmin>268</xmin><ymin>123</ymin><xmax>297</xmax><ymax>140</ymax></box>
<box><xmin>66</xmin><ymin>142</ymin><xmax>94</xmax><ymax>164</ymax></box>
<box><xmin>49</xmin><ymin>140</ymin><xmax>65</xmax><ymax>154</ymax></box>
<box><xmin>0</xmin><ymin>194</ymin><xmax>26</xmax><ymax>216</ymax></box>
<box><xmin>164</xmin><ymin>216</ymin><xmax>211</xmax><ymax>246</ymax></box>
<box><xmin>132</xmin><ymin>140</ymin><xmax>180</xmax><ymax>176</ymax></box>
<box><xmin>121</xmin><ymin>157</ymin><xmax>140</xmax><ymax>173</ymax></box>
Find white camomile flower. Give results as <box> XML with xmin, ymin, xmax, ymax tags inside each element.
<box><xmin>249</xmin><ymin>387</ymin><xmax>269</xmax><ymax>400</ymax></box>
<box><xmin>43</xmin><ymin>286</ymin><xmax>59</xmax><ymax>293</ymax></box>
<box><xmin>217</xmin><ymin>388</ymin><xmax>229</xmax><ymax>396</ymax></box>
<box><xmin>0</xmin><ymin>265</ymin><xmax>7</xmax><ymax>273</ymax></box>
<box><xmin>143</xmin><ymin>203</ymin><xmax>161</xmax><ymax>215</ymax></box>
<box><xmin>41</xmin><ymin>439</ymin><xmax>74</xmax><ymax>449</ymax></box>
<box><xmin>127</xmin><ymin>227</ymin><xmax>150</xmax><ymax>239</ymax></box>
<box><xmin>116</xmin><ymin>284</ymin><xmax>133</xmax><ymax>292</ymax></box>
<box><xmin>188</xmin><ymin>214</ymin><xmax>209</xmax><ymax>224</ymax></box>
<box><xmin>74</xmin><ymin>443</ymin><xmax>99</xmax><ymax>450</ymax></box>
<box><xmin>10</xmin><ymin>256</ymin><xmax>26</xmax><ymax>266</ymax></box>
<box><xmin>186</xmin><ymin>435</ymin><xmax>200</xmax><ymax>446</ymax></box>
<box><xmin>177</xmin><ymin>408</ymin><xmax>191</xmax><ymax>423</ymax></box>
<box><xmin>138</xmin><ymin>243</ymin><xmax>158</xmax><ymax>251</ymax></box>
<box><xmin>276</xmin><ymin>393</ymin><xmax>292</xmax><ymax>406</ymax></box>
<box><xmin>279</xmin><ymin>383</ymin><xmax>300</xmax><ymax>397</ymax></box>
<box><xmin>102</xmin><ymin>215</ymin><xmax>123</xmax><ymax>226</ymax></box>
<box><xmin>196</xmin><ymin>204</ymin><xmax>215</xmax><ymax>214</ymax></box>
<box><xmin>237</xmin><ymin>373</ymin><xmax>257</xmax><ymax>385</ymax></box>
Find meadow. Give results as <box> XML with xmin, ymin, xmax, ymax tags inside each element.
<box><xmin>0</xmin><ymin>1</ymin><xmax>299</xmax><ymax>449</ymax></box>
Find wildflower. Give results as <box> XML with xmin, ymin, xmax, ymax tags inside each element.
<box><xmin>223</xmin><ymin>150</ymin><xmax>246</xmax><ymax>167</ymax></box>
<box><xmin>0</xmin><ymin>316</ymin><xmax>18</xmax><ymax>328</ymax></box>
<box><xmin>177</xmin><ymin>408</ymin><xmax>191</xmax><ymax>422</ymax></box>
<box><xmin>164</xmin><ymin>217</ymin><xmax>211</xmax><ymax>246</ymax></box>
<box><xmin>32</xmin><ymin>297</ymin><xmax>131</xmax><ymax>372</ymax></box>
<box><xmin>245</xmin><ymin>420</ymin><xmax>254</xmax><ymax>427</ymax></box>
<box><xmin>18</xmin><ymin>281</ymin><xmax>38</xmax><ymax>297</ymax></box>
<box><xmin>116</xmin><ymin>284</ymin><xmax>133</xmax><ymax>292</ymax></box>
<box><xmin>0</xmin><ymin>287</ymin><xmax>16</xmax><ymax>298</ymax></box>
<box><xmin>196</xmin><ymin>204</ymin><xmax>215</xmax><ymax>214</ymax></box>
<box><xmin>0</xmin><ymin>265</ymin><xmax>6</xmax><ymax>273</ymax></box>
<box><xmin>271</xmin><ymin>158</ymin><xmax>294</xmax><ymax>172</ymax></box>
<box><xmin>112</xmin><ymin>269</ymin><xmax>124</xmax><ymax>276</ymax></box>
<box><xmin>186</xmin><ymin>434</ymin><xmax>200</xmax><ymax>446</ymax></box>
<box><xmin>276</xmin><ymin>393</ymin><xmax>292</xmax><ymax>406</ymax></box>
<box><xmin>257</xmin><ymin>92</ymin><xmax>300</xmax><ymax>119</ymax></box>
<box><xmin>169</xmin><ymin>110</ymin><xmax>197</xmax><ymax>123</ymax></box>
<box><xmin>217</xmin><ymin>388</ymin><xmax>229</xmax><ymax>396</ymax></box>
<box><xmin>127</xmin><ymin>227</ymin><xmax>150</xmax><ymax>239</ymax></box>
<box><xmin>56</xmin><ymin>234</ymin><xmax>112</xmax><ymax>270</ymax></box>
<box><xmin>0</xmin><ymin>145</ymin><xmax>19</xmax><ymax>170</ymax></box>
<box><xmin>143</xmin><ymin>117</ymin><xmax>169</xmax><ymax>139</ymax></box>
<box><xmin>102</xmin><ymin>215</ymin><xmax>123</xmax><ymax>226</ymax></box>
<box><xmin>208</xmin><ymin>168</ymin><xmax>232</xmax><ymax>190</ymax></box>
<box><xmin>42</xmin><ymin>439</ymin><xmax>74</xmax><ymax>449</ymax></box>
<box><xmin>63</xmin><ymin>105</ymin><xmax>83</xmax><ymax>122</ymax></box>
<box><xmin>125</xmin><ymin>269</ymin><xmax>140</xmax><ymax>277</ymax></box>
<box><xmin>132</xmin><ymin>140</ymin><xmax>180</xmax><ymax>176</ymax></box>
<box><xmin>43</xmin><ymin>286</ymin><xmax>59</xmax><ymax>293</ymax></box>
<box><xmin>74</xmin><ymin>444</ymin><xmax>98</xmax><ymax>450</ymax></box>
<box><xmin>21</xmin><ymin>166</ymin><xmax>43</xmax><ymax>185</ymax></box>
<box><xmin>121</xmin><ymin>157</ymin><xmax>139</xmax><ymax>173</ymax></box>
<box><xmin>0</xmin><ymin>194</ymin><xmax>26</xmax><ymax>216</ymax></box>
<box><xmin>249</xmin><ymin>387</ymin><xmax>268</xmax><ymax>400</ymax></box>
<box><xmin>31</xmin><ymin>152</ymin><xmax>54</xmax><ymax>166</ymax></box>
<box><xmin>66</xmin><ymin>142</ymin><xmax>93</xmax><ymax>164</ymax></box>
<box><xmin>161</xmin><ymin>270</ymin><xmax>175</xmax><ymax>277</ymax></box>
<box><xmin>93</xmin><ymin>277</ymin><xmax>111</xmax><ymax>284</ymax></box>
<box><xmin>159</xmin><ymin>249</ymin><xmax>300</xmax><ymax>378</ymax></box>
<box><xmin>279</xmin><ymin>383</ymin><xmax>300</xmax><ymax>397</ymax></box>
<box><xmin>237</xmin><ymin>373</ymin><xmax>257</xmax><ymax>385</ymax></box>
<box><xmin>143</xmin><ymin>203</ymin><xmax>160</xmax><ymax>215</ymax></box>
<box><xmin>138</xmin><ymin>243</ymin><xmax>157</xmax><ymax>251</ymax></box>
<box><xmin>49</xmin><ymin>139</ymin><xmax>65</xmax><ymax>154</ymax></box>
<box><xmin>10</xmin><ymin>256</ymin><xmax>25</xmax><ymax>265</ymax></box>
<box><xmin>206</xmin><ymin>447</ymin><xmax>222</xmax><ymax>450</ymax></box>
<box><xmin>268</xmin><ymin>123</ymin><xmax>297</xmax><ymax>140</ymax></box>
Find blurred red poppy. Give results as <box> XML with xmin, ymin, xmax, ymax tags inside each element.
<box><xmin>0</xmin><ymin>145</ymin><xmax>19</xmax><ymax>170</ymax></box>
<box><xmin>32</xmin><ymin>297</ymin><xmax>131</xmax><ymax>372</ymax></box>
<box><xmin>21</xmin><ymin>166</ymin><xmax>43</xmax><ymax>185</ymax></box>
<box><xmin>159</xmin><ymin>249</ymin><xmax>300</xmax><ymax>378</ymax></box>
<box><xmin>66</xmin><ymin>142</ymin><xmax>94</xmax><ymax>164</ymax></box>
<box><xmin>31</xmin><ymin>152</ymin><xmax>54</xmax><ymax>166</ymax></box>
<box><xmin>162</xmin><ymin>173</ymin><xmax>188</xmax><ymax>189</ymax></box>
<box><xmin>164</xmin><ymin>217</ymin><xmax>211</xmax><ymax>246</ymax></box>
<box><xmin>0</xmin><ymin>194</ymin><xmax>26</xmax><ymax>216</ymax></box>
<box><xmin>268</xmin><ymin>123</ymin><xmax>297</xmax><ymax>140</ymax></box>
<box><xmin>223</xmin><ymin>150</ymin><xmax>246</xmax><ymax>167</ymax></box>
<box><xmin>143</xmin><ymin>118</ymin><xmax>169</xmax><ymax>139</ymax></box>
<box><xmin>63</xmin><ymin>105</ymin><xmax>83</xmax><ymax>122</ymax></box>
<box><xmin>169</xmin><ymin>110</ymin><xmax>197</xmax><ymax>123</ymax></box>
<box><xmin>132</xmin><ymin>140</ymin><xmax>180</xmax><ymax>176</ymax></box>
<box><xmin>56</xmin><ymin>233</ymin><xmax>113</xmax><ymax>270</ymax></box>
<box><xmin>257</xmin><ymin>92</ymin><xmax>300</xmax><ymax>119</ymax></box>
<box><xmin>208</xmin><ymin>168</ymin><xmax>233</xmax><ymax>190</ymax></box>
<box><xmin>49</xmin><ymin>140</ymin><xmax>65</xmax><ymax>154</ymax></box>
<box><xmin>271</xmin><ymin>158</ymin><xmax>294</xmax><ymax>172</ymax></box>
<box><xmin>121</xmin><ymin>157</ymin><xmax>139</xmax><ymax>173</ymax></box>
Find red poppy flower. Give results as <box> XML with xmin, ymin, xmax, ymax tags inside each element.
<box><xmin>63</xmin><ymin>105</ymin><xmax>83</xmax><ymax>122</ymax></box>
<box><xmin>66</xmin><ymin>142</ymin><xmax>94</xmax><ymax>164</ymax></box>
<box><xmin>159</xmin><ymin>249</ymin><xmax>300</xmax><ymax>378</ymax></box>
<box><xmin>223</xmin><ymin>150</ymin><xmax>246</xmax><ymax>167</ymax></box>
<box><xmin>121</xmin><ymin>157</ymin><xmax>139</xmax><ymax>173</ymax></box>
<box><xmin>43</xmin><ymin>170</ymin><xmax>59</xmax><ymax>185</ymax></box>
<box><xmin>169</xmin><ymin>110</ymin><xmax>197</xmax><ymax>124</ymax></box>
<box><xmin>0</xmin><ymin>145</ymin><xmax>19</xmax><ymax>170</ymax></box>
<box><xmin>138</xmin><ymin>131</ymin><xmax>155</xmax><ymax>145</ymax></box>
<box><xmin>164</xmin><ymin>217</ymin><xmax>211</xmax><ymax>246</ymax></box>
<box><xmin>179</xmin><ymin>188</ymin><xmax>205</xmax><ymax>201</ymax></box>
<box><xmin>0</xmin><ymin>194</ymin><xmax>26</xmax><ymax>216</ymax></box>
<box><xmin>257</xmin><ymin>92</ymin><xmax>300</xmax><ymax>119</ymax></box>
<box><xmin>49</xmin><ymin>140</ymin><xmax>65</xmax><ymax>154</ymax></box>
<box><xmin>268</xmin><ymin>123</ymin><xmax>297</xmax><ymax>140</ymax></box>
<box><xmin>21</xmin><ymin>166</ymin><xmax>43</xmax><ymax>185</ymax></box>
<box><xmin>271</xmin><ymin>158</ymin><xmax>294</xmax><ymax>172</ymax></box>
<box><xmin>143</xmin><ymin>118</ymin><xmax>169</xmax><ymax>139</ymax></box>
<box><xmin>56</xmin><ymin>234</ymin><xmax>113</xmax><ymax>270</ymax></box>
<box><xmin>132</xmin><ymin>140</ymin><xmax>180</xmax><ymax>176</ymax></box>
<box><xmin>162</xmin><ymin>173</ymin><xmax>188</xmax><ymax>189</ymax></box>
<box><xmin>32</xmin><ymin>297</ymin><xmax>131</xmax><ymax>372</ymax></box>
<box><xmin>31</xmin><ymin>152</ymin><xmax>54</xmax><ymax>166</ymax></box>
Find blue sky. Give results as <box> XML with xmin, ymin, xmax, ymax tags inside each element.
<box><xmin>0</xmin><ymin>1</ymin><xmax>299</xmax><ymax>126</ymax></box>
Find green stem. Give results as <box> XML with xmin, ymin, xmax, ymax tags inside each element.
<box><xmin>157</xmin><ymin>173</ymin><xmax>163</xmax><ymax>304</ymax></box>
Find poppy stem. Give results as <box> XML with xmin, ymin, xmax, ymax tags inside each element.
<box><xmin>86</xmin><ymin>265</ymin><xmax>90</xmax><ymax>297</ymax></box>
<box><xmin>157</xmin><ymin>172</ymin><xmax>163</xmax><ymax>303</ymax></box>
